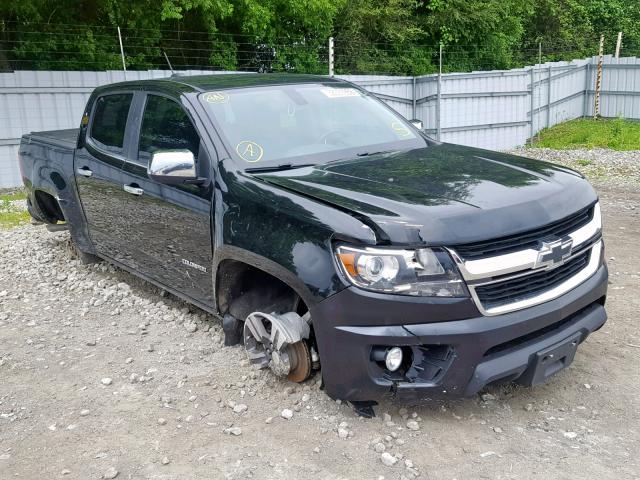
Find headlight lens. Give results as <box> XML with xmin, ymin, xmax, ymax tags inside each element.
<box><xmin>335</xmin><ymin>245</ymin><xmax>469</xmax><ymax>297</ymax></box>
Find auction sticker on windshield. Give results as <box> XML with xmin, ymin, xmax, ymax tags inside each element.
<box><xmin>321</xmin><ymin>88</ymin><xmax>361</xmax><ymax>98</ymax></box>
<box><xmin>236</xmin><ymin>141</ymin><xmax>264</xmax><ymax>163</ymax></box>
<box><xmin>204</xmin><ymin>92</ymin><xmax>230</xmax><ymax>104</ymax></box>
<box><xmin>391</xmin><ymin>121</ymin><xmax>412</xmax><ymax>137</ymax></box>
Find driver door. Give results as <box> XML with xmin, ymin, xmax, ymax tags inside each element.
<box><xmin>117</xmin><ymin>93</ymin><xmax>214</xmax><ymax>307</ymax></box>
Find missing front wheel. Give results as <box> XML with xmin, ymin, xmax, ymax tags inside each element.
<box><xmin>243</xmin><ymin>311</ymin><xmax>314</xmax><ymax>383</ymax></box>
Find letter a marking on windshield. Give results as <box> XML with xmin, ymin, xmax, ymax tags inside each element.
<box><xmin>236</xmin><ymin>141</ymin><xmax>264</xmax><ymax>163</ymax></box>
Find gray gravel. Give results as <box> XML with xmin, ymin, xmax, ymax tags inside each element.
<box><xmin>508</xmin><ymin>147</ymin><xmax>640</xmax><ymax>186</ymax></box>
<box><xmin>1</xmin><ymin>156</ymin><xmax>639</xmax><ymax>479</ymax></box>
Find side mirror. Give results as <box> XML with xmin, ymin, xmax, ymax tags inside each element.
<box><xmin>148</xmin><ymin>150</ymin><xmax>197</xmax><ymax>185</ymax></box>
<box><xmin>409</xmin><ymin>119</ymin><xmax>423</xmax><ymax>130</ymax></box>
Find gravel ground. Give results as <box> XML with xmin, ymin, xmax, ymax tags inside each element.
<box><xmin>509</xmin><ymin>147</ymin><xmax>640</xmax><ymax>187</ymax></box>
<box><xmin>1</xmin><ymin>151</ymin><xmax>640</xmax><ymax>479</ymax></box>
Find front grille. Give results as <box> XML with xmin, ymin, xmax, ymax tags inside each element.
<box><xmin>475</xmin><ymin>250</ymin><xmax>591</xmax><ymax>310</ymax></box>
<box><xmin>453</xmin><ymin>204</ymin><xmax>594</xmax><ymax>259</ymax></box>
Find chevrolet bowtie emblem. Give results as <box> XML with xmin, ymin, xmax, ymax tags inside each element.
<box><xmin>534</xmin><ymin>236</ymin><xmax>573</xmax><ymax>269</ymax></box>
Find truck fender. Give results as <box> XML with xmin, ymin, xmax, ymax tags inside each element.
<box><xmin>213</xmin><ymin>244</ymin><xmax>319</xmax><ymax>314</ymax></box>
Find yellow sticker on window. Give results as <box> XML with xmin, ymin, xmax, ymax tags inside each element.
<box><xmin>204</xmin><ymin>91</ymin><xmax>229</xmax><ymax>104</ymax></box>
<box><xmin>236</xmin><ymin>141</ymin><xmax>264</xmax><ymax>163</ymax></box>
<box><xmin>391</xmin><ymin>121</ymin><xmax>411</xmax><ymax>137</ymax></box>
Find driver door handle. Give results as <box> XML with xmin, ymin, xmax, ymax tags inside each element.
<box><xmin>76</xmin><ymin>167</ymin><xmax>93</xmax><ymax>177</ymax></box>
<box><xmin>123</xmin><ymin>184</ymin><xmax>144</xmax><ymax>196</ymax></box>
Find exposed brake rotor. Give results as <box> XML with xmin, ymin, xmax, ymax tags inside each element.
<box><xmin>286</xmin><ymin>340</ymin><xmax>312</xmax><ymax>382</ymax></box>
<box><xmin>243</xmin><ymin>311</ymin><xmax>312</xmax><ymax>383</ymax></box>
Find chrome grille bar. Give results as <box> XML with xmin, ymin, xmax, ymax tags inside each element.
<box><xmin>448</xmin><ymin>203</ymin><xmax>601</xmax><ymax>281</ymax></box>
<box><xmin>449</xmin><ymin>203</ymin><xmax>602</xmax><ymax>316</ymax></box>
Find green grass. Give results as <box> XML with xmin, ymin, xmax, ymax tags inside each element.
<box><xmin>0</xmin><ymin>192</ymin><xmax>30</xmax><ymax>229</ymax></box>
<box><xmin>0</xmin><ymin>191</ymin><xmax>27</xmax><ymax>202</ymax></box>
<box><xmin>533</xmin><ymin>118</ymin><xmax>640</xmax><ymax>150</ymax></box>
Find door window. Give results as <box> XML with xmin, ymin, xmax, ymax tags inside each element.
<box><xmin>90</xmin><ymin>93</ymin><xmax>133</xmax><ymax>152</ymax></box>
<box><xmin>138</xmin><ymin>95</ymin><xmax>200</xmax><ymax>165</ymax></box>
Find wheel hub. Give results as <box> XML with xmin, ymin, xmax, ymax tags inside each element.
<box><xmin>243</xmin><ymin>312</ymin><xmax>312</xmax><ymax>382</ymax></box>
<box><xmin>270</xmin><ymin>350</ymin><xmax>291</xmax><ymax>376</ymax></box>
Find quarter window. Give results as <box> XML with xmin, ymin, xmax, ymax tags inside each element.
<box><xmin>138</xmin><ymin>95</ymin><xmax>200</xmax><ymax>164</ymax></box>
<box><xmin>90</xmin><ymin>93</ymin><xmax>133</xmax><ymax>151</ymax></box>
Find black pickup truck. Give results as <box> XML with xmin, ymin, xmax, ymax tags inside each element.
<box><xmin>19</xmin><ymin>74</ymin><xmax>607</xmax><ymax>413</ymax></box>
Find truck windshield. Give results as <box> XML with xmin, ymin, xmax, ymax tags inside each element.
<box><xmin>200</xmin><ymin>83</ymin><xmax>427</xmax><ymax>166</ymax></box>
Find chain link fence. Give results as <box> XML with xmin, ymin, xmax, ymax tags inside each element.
<box><xmin>1</xmin><ymin>23</ymin><xmax>639</xmax><ymax>188</ymax></box>
<box><xmin>2</xmin><ymin>22</ymin><xmax>637</xmax><ymax>75</ymax></box>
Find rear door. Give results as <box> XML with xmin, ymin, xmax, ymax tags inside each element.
<box><xmin>75</xmin><ymin>92</ymin><xmax>135</xmax><ymax>259</ymax></box>
<box><xmin>117</xmin><ymin>93</ymin><xmax>214</xmax><ymax>306</ymax></box>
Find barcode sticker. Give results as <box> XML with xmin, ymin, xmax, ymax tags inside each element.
<box><xmin>320</xmin><ymin>88</ymin><xmax>361</xmax><ymax>98</ymax></box>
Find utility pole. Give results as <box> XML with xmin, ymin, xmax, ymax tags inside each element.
<box><xmin>328</xmin><ymin>37</ymin><xmax>334</xmax><ymax>77</ymax></box>
<box><xmin>538</xmin><ymin>41</ymin><xmax>542</xmax><ymax>67</ymax></box>
<box><xmin>436</xmin><ymin>43</ymin><xmax>442</xmax><ymax>141</ymax></box>
<box><xmin>615</xmin><ymin>32</ymin><xmax>623</xmax><ymax>58</ymax></box>
<box><xmin>529</xmin><ymin>66</ymin><xmax>535</xmax><ymax>143</ymax></box>
<box><xmin>594</xmin><ymin>35</ymin><xmax>604</xmax><ymax>119</ymax></box>
<box><xmin>163</xmin><ymin>50</ymin><xmax>174</xmax><ymax>74</ymax></box>
<box><xmin>117</xmin><ymin>26</ymin><xmax>127</xmax><ymax>80</ymax></box>
<box><xmin>537</xmin><ymin>41</ymin><xmax>542</xmax><ymax>141</ymax></box>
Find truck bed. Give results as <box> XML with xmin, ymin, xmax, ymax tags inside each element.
<box><xmin>19</xmin><ymin>127</ymin><xmax>80</xmax><ymax>224</ymax></box>
<box><xmin>23</xmin><ymin>128</ymin><xmax>79</xmax><ymax>150</ymax></box>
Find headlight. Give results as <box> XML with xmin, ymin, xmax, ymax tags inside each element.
<box><xmin>335</xmin><ymin>245</ymin><xmax>469</xmax><ymax>297</ymax></box>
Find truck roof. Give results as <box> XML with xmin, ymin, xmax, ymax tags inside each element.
<box><xmin>94</xmin><ymin>73</ymin><xmax>346</xmax><ymax>94</ymax></box>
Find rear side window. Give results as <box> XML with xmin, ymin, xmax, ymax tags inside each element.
<box><xmin>138</xmin><ymin>95</ymin><xmax>200</xmax><ymax>164</ymax></box>
<box><xmin>90</xmin><ymin>93</ymin><xmax>133</xmax><ymax>152</ymax></box>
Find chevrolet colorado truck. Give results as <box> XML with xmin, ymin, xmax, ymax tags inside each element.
<box><xmin>18</xmin><ymin>74</ymin><xmax>607</xmax><ymax>414</ymax></box>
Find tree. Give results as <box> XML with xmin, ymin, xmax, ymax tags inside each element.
<box><xmin>333</xmin><ymin>0</ymin><xmax>434</xmax><ymax>75</ymax></box>
<box><xmin>1</xmin><ymin>0</ymin><xmax>639</xmax><ymax>74</ymax></box>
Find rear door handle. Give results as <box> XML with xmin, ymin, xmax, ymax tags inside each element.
<box><xmin>76</xmin><ymin>167</ymin><xmax>93</xmax><ymax>177</ymax></box>
<box><xmin>123</xmin><ymin>184</ymin><xmax>144</xmax><ymax>196</ymax></box>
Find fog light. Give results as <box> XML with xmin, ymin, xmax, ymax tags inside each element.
<box><xmin>385</xmin><ymin>347</ymin><xmax>403</xmax><ymax>371</ymax></box>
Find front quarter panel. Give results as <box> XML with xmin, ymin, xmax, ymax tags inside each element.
<box><xmin>216</xmin><ymin>166</ymin><xmax>376</xmax><ymax>306</ymax></box>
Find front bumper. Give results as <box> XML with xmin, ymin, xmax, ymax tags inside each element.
<box><xmin>311</xmin><ymin>264</ymin><xmax>608</xmax><ymax>403</ymax></box>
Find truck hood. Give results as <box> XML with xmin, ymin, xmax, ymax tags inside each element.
<box><xmin>252</xmin><ymin>144</ymin><xmax>598</xmax><ymax>245</ymax></box>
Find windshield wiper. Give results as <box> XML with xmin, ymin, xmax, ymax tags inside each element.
<box><xmin>356</xmin><ymin>150</ymin><xmax>392</xmax><ymax>157</ymax></box>
<box><xmin>245</xmin><ymin>163</ymin><xmax>316</xmax><ymax>173</ymax></box>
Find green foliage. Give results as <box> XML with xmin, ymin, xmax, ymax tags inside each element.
<box><xmin>420</xmin><ymin>0</ymin><xmax>533</xmax><ymax>71</ymax></box>
<box><xmin>333</xmin><ymin>0</ymin><xmax>434</xmax><ymax>75</ymax></box>
<box><xmin>1</xmin><ymin>0</ymin><xmax>639</xmax><ymax>74</ymax></box>
<box><xmin>534</xmin><ymin>118</ymin><xmax>640</xmax><ymax>150</ymax></box>
<box><xmin>522</xmin><ymin>0</ymin><xmax>640</xmax><ymax>61</ymax></box>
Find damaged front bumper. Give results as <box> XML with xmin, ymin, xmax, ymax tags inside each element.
<box><xmin>311</xmin><ymin>264</ymin><xmax>608</xmax><ymax>403</ymax></box>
